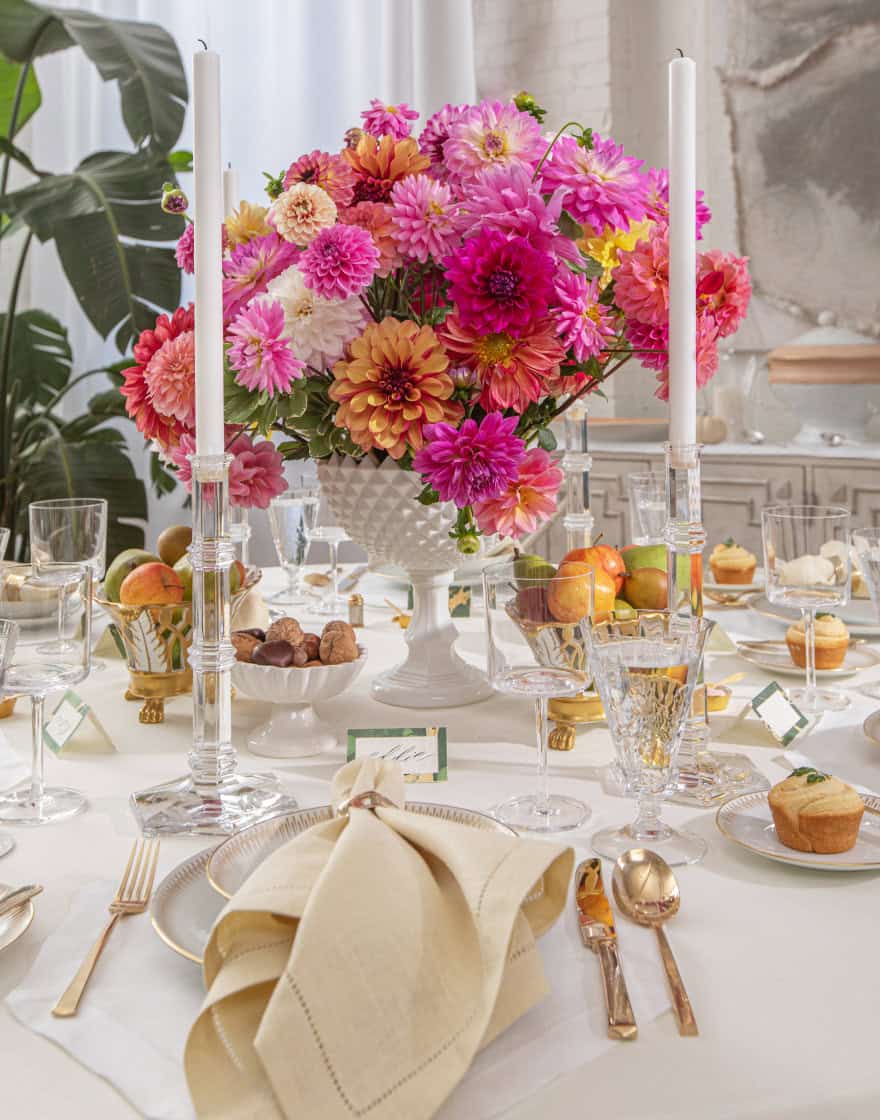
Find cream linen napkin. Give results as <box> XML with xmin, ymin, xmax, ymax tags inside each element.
<box><xmin>230</xmin><ymin>585</ymin><xmax>270</xmax><ymax>633</ymax></box>
<box><xmin>185</xmin><ymin>758</ymin><xmax>574</xmax><ymax>1120</ymax></box>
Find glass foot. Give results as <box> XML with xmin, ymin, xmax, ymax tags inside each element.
<box><xmin>130</xmin><ymin>772</ymin><xmax>294</xmax><ymax>836</ymax></box>
<box><xmin>592</xmin><ymin>822</ymin><xmax>707</xmax><ymax>866</ymax></box>
<box><xmin>0</xmin><ymin>832</ymin><xmax>14</xmax><ymax>857</ymax></box>
<box><xmin>314</xmin><ymin>594</ymin><xmax>350</xmax><ymax>616</ymax></box>
<box><xmin>0</xmin><ymin>785</ymin><xmax>87</xmax><ymax>825</ymax></box>
<box><xmin>493</xmin><ymin>793</ymin><xmax>590</xmax><ymax>833</ymax></box>
<box><xmin>267</xmin><ymin>588</ymin><xmax>308</xmax><ymax>607</ymax></box>
<box><xmin>669</xmin><ymin>750</ymin><xmax>770</xmax><ymax>807</ymax></box>
<box><xmin>790</xmin><ymin>687</ymin><xmax>850</xmax><ymax>713</ymax></box>
<box><xmin>36</xmin><ymin>639</ymin><xmax>78</xmax><ymax>658</ymax></box>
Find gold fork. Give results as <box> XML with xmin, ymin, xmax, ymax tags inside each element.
<box><xmin>52</xmin><ymin>838</ymin><xmax>160</xmax><ymax>1018</ymax></box>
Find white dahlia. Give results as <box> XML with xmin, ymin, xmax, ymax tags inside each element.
<box><xmin>267</xmin><ymin>266</ymin><xmax>365</xmax><ymax>369</ymax></box>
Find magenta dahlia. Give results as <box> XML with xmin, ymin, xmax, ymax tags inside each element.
<box><xmin>360</xmin><ymin>99</ymin><xmax>419</xmax><ymax>140</ymax></box>
<box><xmin>554</xmin><ymin>269</ymin><xmax>616</xmax><ymax>361</ymax></box>
<box><xmin>443</xmin><ymin>228</ymin><xmax>555</xmax><ymax>335</ymax></box>
<box><xmin>540</xmin><ymin>133</ymin><xmax>648</xmax><ymax>233</ymax></box>
<box><xmin>444</xmin><ymin>99</ymin><xmax>546</xmax><ymax>187</ymax></box>
<box><xmin>419</xmin><ymin>103</ymin><xmax>469</xmax><ymax>179</ymax></box>
<box><xmin>222</xmin><ymin>232</ymin><xmax>300</xmax><ymax>322</ymax></box>
<box><xmin>644</xmin><ymin>167</ymin><xmax>712</xmax><ymax>240</ymax></box>
<box><xmin>226</xmin><ymin>300</ymin><xmax>304</xmax><ymax>397</ymax></box>
<box><xmin>300</xmin><ymin>223</ymin><xmax>379</xmax><ymax>300</ymax></box>
<box><xmin>412</xmin><ymin>413</ymin><xmax>525</xmax><ymax>508</ymax></box>
<box><xmin>456</xmin><ymin>163</ymin><xmax>573</xmax><ymax>258</ymax></box>
<box><xmin>389</xmin><ymin>174</ymin><xmax>459</xmax><ymax>264</ymax></box>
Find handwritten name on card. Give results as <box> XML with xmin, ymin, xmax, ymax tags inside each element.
<box><xmin>347</xmin><ymin>726</ymin><xmax>448</xmax><ymax>782</ymax></box>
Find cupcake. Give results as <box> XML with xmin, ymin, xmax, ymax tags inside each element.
<box><xmin>709</xmin><ymin>538</ymin><xmax>757</xmax><ymax>585</ymax></box>
<box><xmin>769</xmin><ymin>768</ymin><xmax>864</xmax><ymax>853</ymax></box>
<box><xmin>785</xmin><ymin>612</ymin><xmax>849</xmax><ymax>670</ymax></box>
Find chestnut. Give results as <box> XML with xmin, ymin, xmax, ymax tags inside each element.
<box><xmin>251</xmin><ymin>639</ymin><xmax>295</xmax><ymax>667</ymax></box>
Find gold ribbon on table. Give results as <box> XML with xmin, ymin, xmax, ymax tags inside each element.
<box><xmin>185</xmin><ymin>758</ymin><xmax>574</xmax><ymax>1120</ymax></box>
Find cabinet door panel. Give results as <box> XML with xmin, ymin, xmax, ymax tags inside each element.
<box><xmin>811</xmin><ymin>465</ymin><xmax>880</xmax><ymax>526</ymax></box>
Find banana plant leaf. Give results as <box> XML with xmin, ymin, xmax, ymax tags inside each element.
<box><xmin>0</xmin><ymin>53</ymin><xmax>41</xmax><ymax>137</ymax></box>
<box><xmin>0</xmin><ymin>308</ymin><xmax>71</xmax><ymax>405</ymax></box>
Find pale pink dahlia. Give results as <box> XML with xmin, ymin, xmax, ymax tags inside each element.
<box><xmin>419</xmin><ymin>103</ymin><xmax>469</xmax><ymax>179</ymax></box>
<box><xmin>540</xmin><ymin>134</ymin><xmax>648</xmax><ymax>233</ymax></box>
<box><xmin>222</xmin><ymin>233</ymin><xmax>300</xmax><ymax>322</ymax></box>
<box><xmin>456</xmin><ymin>163</ymin><xmax>574</xmax><ymax>258</ymax></box>
<box><xmin>614</xmin><ymin>227</ymin><xmax>670</xmax><ymax>327</ymax></box>
<box><xmin>143</xmin><ymin>328</ymin><xmax>195</xmax><ymax>428</ymax></box>
<box><xmin>227</xmin><ymin>300</ymin><xmax>304</xmax><ymax>396</ymax></box>
<box><xmin>300</xmin><ymin>223</ymin><xmax>379</xmax><ymax>300</ymax></box>
<box><xmin>227</xmin><ymin>432</ymin><xmax>288</xmax><ymax>508</ymax></box>
<box><xmin>361</xmin><ymin>99</ymin><xmax>419</xmax><ymax>140</ymax></box>
<box><xmin>444</xmin><ymin>100</ymin><xmax>546</xmax><ymax>187</ymax></box>
<box><xmin>644</xmin><ymin>167</ymin><xmax>712</xmax><ymax>240</ymax></box>
<box><xmin>412</xmin><ymin>412</ymin><xmax>525</xmax><ymax>508</ymax></box>
<box><xmin>271</xmin><ymin>183</ymin><xmax>337</xmax><ymax>245</ymax></box>
<box><xmin>443</xmin><ymin>228</ymin><xmax>555</xmax><ymax>335</ymax></box>
<box><xmin>554</xmin><ymin>270</ymin><xmax>616</xmax><ymax>361</ymax></box>
<box><xmin>696</xmin><ymin>249</ymin><xmax>751</xmax><ymax>337</ymax></box>
<box><xmin>283</xmin><ymin>149</ymin><xmax>355</xmax><ymax>208</ymax></box>
<box><xmin>473</xmin><ymin>447</ymin><xmax>563</xmax><ymax>539</ymax></box>
<box><xmin>389</xmin><ymin>174</ymin><xmax>459</xmax><ymax>264</ymax></box>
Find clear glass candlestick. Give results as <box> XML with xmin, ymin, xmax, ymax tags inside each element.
<box><xmin>561</xmin><ymin>403</ymin><xmax>594</xmax><ymax>553</ymax></box>
<box><xmin>228</xmin><ymin>505</ymin><xmax>251</xmax><ymax>568</ymax></box>
<box><xmin>130</xmin><ymin>454</ymin><xmax>290</xmax><ymax>836</ymax></box>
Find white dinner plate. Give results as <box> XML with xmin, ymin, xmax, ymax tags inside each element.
<box><xmin>0</xmin><ymin>884</ymin><xmax>35</xmax><ymax>953</ymax></box>
<box><xmin>716</xmin><ymin>790</ymin><xmax>880</xmax><ymax>871</ymax></box>
<box><xmin>704</xmin><ymin>566</ymin><xmax>765</xmax><ymax>594</ymax></box>
<box><xmin>150</xmin><ymin>848</ymin><xmax>222</xmax><ymax>965</ymax></box>
<box><xmin>735</xmin><ymin>640</ymin><xmax>880</xmax><ymax>679</ymax></box>
<box><xmin>748</xmin><ymin>593</ymin><xmax>880</xmax><ymax>637</ymax></box>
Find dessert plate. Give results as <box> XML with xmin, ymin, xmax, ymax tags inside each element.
<box><xmin>716</xmin><ymin>790</ymin><xmax>880</xmax><ymax>871</ymax></box>
<box><xmin>748</xmin><ymin>594</ymin><xmax>880</xmax><ymax>637</ymax></box>
<box><xmin>150</xmin><ymin>847</ymin><xmax>222</xmax><ymax>965</ymax></box>
<box><xmin>0</xmin><ymin>883</ymin><xmax>35</xmax><ymax>953</ymax></box>
<box><xmin>704</xmin><ymin>566</ymin><xmax>765</xmax><ymax>593</ymax></box>
<box><xmin>734</xmin><ymin>640</ymin><xmax>880</xmax><ymax>679</ymax></box>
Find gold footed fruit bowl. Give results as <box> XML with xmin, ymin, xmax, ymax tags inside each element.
<box><xmin>96</xmin><ymin>569</ymin><xmax>261</xmax><ymax>724</ymax></box>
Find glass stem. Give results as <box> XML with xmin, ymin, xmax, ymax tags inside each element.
<box><xmin>286</xmin><ymin>564</ymin><xmax>297</xmax><ymax>596</ymax></box>
<box><xmin>535</xmin><ymin>694</ymin><xmax>550</xmax><ymax>814</ymax></box>
<box><xmin>329</xmin><ymin>541</ymin><xmax>339</xmax><ymax>601</ymax></box>
<box><xmin>631</xmin><ymin>792</ymin><xmax>665</xmax><ymax>840</ymax></box>
<box><xmin>803</xmin><ymin>607</ymin><xmax>817</xmax><ymax>701</ymax></box>
<box><xmin>30</xmin><ymin>694</ymin><xmax>45</xmax><ymax>804</ymax></box>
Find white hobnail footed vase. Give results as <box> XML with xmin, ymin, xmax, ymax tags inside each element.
<box><xmin>316</xmin><ymin>454</ymin><xmax>492</xmax><ymax>709</ymax></box>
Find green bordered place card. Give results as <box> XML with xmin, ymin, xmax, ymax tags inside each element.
<box><xmin>347</xmin><ymin>726</ymin><xmax>447</xmax><ymax>782</ymax></box>
<box><xmin>750</xmin><ymin>681</ymin><xmax>809</xmax><ymax>746</ymax></box>
<box><xmin>43</xmin><ymin>690</ymin><xmax>115</xmax><ymax>756</ymax></box>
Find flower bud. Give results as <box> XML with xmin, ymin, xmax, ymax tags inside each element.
<box><xmin>161</xmin><ymin>184</ymin><xmax>189</xmax><ymax>214</ymax></box>
<box><xmin>457</xmin><ymin>533</ymin><xmax>481</xmax><ymax>555</ymax></box>
<box><xmin>344</xmin><ymin>127</ymin><xmax>365</xmax><ymax>150</ymax></box>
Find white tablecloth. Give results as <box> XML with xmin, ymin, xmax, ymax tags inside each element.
<box><xmin>1</xmin><ymin>568</ymin><xmax>879</xmax><ymax>1119</ymax></box>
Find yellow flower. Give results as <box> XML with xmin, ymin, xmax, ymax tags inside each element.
<box><xmin>580</xmin><ymin>220</ymin><xmax>652</xmax><ymax>287</ymax></box>
<box><xmin>224</xmin><ymin>200</ymin><xmax>271</xmax><ymax>248</ymax></box>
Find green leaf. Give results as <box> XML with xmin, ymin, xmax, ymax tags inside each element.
<box><xmin>558</xmin><ymin>210</ymin><xmax>584</xmax><ymax>241</ymax></box>
<box><xmin>0</xmin><ymin>1</ymin><xmax>75</xmax><ymax>61</ymax></box>
<box><xmin>536</xmin><ymin>428</ymin><xmax>557</xmax><ymax>451</ymax></box>
<box><xmin>167</xmin><ymin>149</ymin><xmax>193</xmax><ymax>172</ymax></box>
<box><xmin>417</xmin><ymin>483</ymin><xmax>440</xmax><ymax>506</ymax></box>
<box><xmin>0</xmin><ymin>309</ymin><xmax>71</xmax><ymax>405</ymax></box>
<box><xmin>277</xmin><ymin>440</ymin><xmax>311</xmax><ymax>461</ymax></box>
<box><xmin>307</xmin><ymin>433</ymin><xmax>332</xmax><ymax>458</ymax></box>
<box><xmin>0</xmin><ymin>53</ymin><xmax>41</xmax><ymax>137</ymax></box>
<box><xmin>149</xmin><ymin>451</ymin><xmax>178</xmax><ymax>498</ymax></box>
<box><xmin>0</xmin><ymin>134</ymin><xmax>41</xmax><ymax>177</ymax></box>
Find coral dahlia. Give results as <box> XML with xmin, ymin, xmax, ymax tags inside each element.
<box><xmin>696</xmin><ymin>249</ymin><xmax>751</xmax><ymax>337</ymax></box>
<box><xmin>472</xmin><ymin>447</ymin><xmax>563</xmax><ymax>539</ymax></box>
<box><xmin>614</xmin><ymin>226</ymin><xmax>670</xmax><ymax>328</ymax></box>
<box><xmin>121</xmin><ymin>304</ymin><xmax>195</xmax><ymax>448</ymax></box>
<box><xmin>283</xmin><ymin>149</ymin><xmax>355</xmax><ymax>208</ymax></box>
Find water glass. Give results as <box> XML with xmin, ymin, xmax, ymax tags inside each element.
<box><xmin>762</xmin><ymin>505</ymin><xmax>850</xmax><ymax>713</ymax></box>
<box><xmin>852</xmin><ymin>528</ymin><xmax>880</xmax><ymax>701</ymax></box>
<box><xmin>483</xmin><ymin>559</ymin><xmax>593</xmax><ymax>832</ymax></box>
<box><xmin>627</xmin><ymin>472</ymin><xmax>666</xmax><ymax>545</ymax></box>
<box><xmin>267</xmin><ymin>489</ymin><xmax>320</xmax><ymax>605</ymax></box>
<box><xmin>306</xmin><ymin>525</ymin><xmax>350</xmax><ymax>614</ymax></box>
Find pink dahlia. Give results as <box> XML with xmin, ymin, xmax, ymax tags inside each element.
<box><xmin>443</xmin><ymin>228</ymin><xmax>555</xmax><ymax>335</ymax></box>
<box><xmin>412</xmin><ymin>412</ymin><xmax>525</xmax><ymax>508</ymax></box>
<box><xmin>697</xmin><ymin>249</ymin><xmax>751</xmax><ymax>338</ymax></box>
<box><xmin>361</xmin><ymin>99</ymin><xmax>419</xmax><ymax>140</ymax></box>
<box><xmin>624</xmin><ymin>317</ymin><xmax>669</xmax><ymax>373</ymax></box>
<box><xmin>121</xmin><ymin>305</ymin><xmax>195</xmax><ymax>448</ymax></box>
<box><xmin>339</xmin><ymin>201</ymin><xmax>401</xmax><ymax>276</ymax></box>
<box><xmin>143</xmin><ymin>328</ymin><xmax>196</xmax><ymax>428</ymax></box>
<box><xmin>554</xmin><ymin>270</ymin><xmax>616</xmax><ymax>361</ymax></box>
<box><xmin>175</xmin><ymin>223</ymin><xmax>195</xmax><ymax>273</ymax></box>
<box><xmin>222</xmin><ymin>232</ymin><xmax>300</xmax><ymax>322</ymax></box>
<box><xmin>419</xmin><ymin>103</ymin><xmax>469</xmax><ymax>179</ymax></box>
<box><xmin>444</xmin><ymin>99</ymin><xmax>546</xmax><ymax>188</ymax></box>
<box><xmin>440</xmin><ymin>313</ymin><xmax>565</xmax><ymax>413</ymax></box>
<box><xmin>640</xmin><ymin>313</ymin><xmax>720</xmax><ymax>402</ymax></box>
<box><xmin>473</xmin><ymin>447</ymin><xmax>563</xmax><ymax>539</ymax></box>
<box><xmin>227</xmin><ymin>432</ymin><xmax>288</xmax><ymax>508</ymax></box>
<box><xmin>227</xmin><ymin>299</ymin><xmax>305</xmax><ymax>397</ymax></box>
<box><xmin>540</xmin><ymin>134</ymin><xmax>648</xmax><ymax>234</ymax></box>
<box><xmin>389</xmin><ymin>174</ymin><xmax>459</xmax><ymax>264</ymax></box>
<box><xmin>300</xmin><ymin>223</ymin><xmax>379</xmax><ymax>300</ymax></box>
<box><xmin>283</xmin><ymin>149</ymin><xmax>355</xmax><ymax>208</ymax></box>
<box><xmin>644</xmin><ymin>167</ymin><xmax>712</xmax><ymax>240</ymax></box>
<box><xmin>456</xmin><ymin>163</ymin><xmax>573</xmax><ymax>259</ymax></box>
<box><xmin>614</xmin><ymin>226</ymin><xmax>669</xmax><ymax>327</ymax></box>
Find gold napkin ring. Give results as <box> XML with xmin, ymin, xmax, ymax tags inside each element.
<box><xmin>335</xmin><ymin>790</ymin><xmax>398</xmax><ymax>816</ymax></box>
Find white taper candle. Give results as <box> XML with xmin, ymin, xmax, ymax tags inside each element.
<box><xmin>223</xmin><ymin>165</ymin><xmax>239</xmax><ymax>218</ymax></box>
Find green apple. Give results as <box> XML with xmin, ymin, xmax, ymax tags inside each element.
<box><xmin>513</xmin><ymin>552</ymin><xmax>556</xmax><ymax>588</ymax></box>
<box><xmin>103</xmin><ymin>548</ymin><xmax>160</xmax><ymax>602</ymax></box>
<box><xmin>613</xmin><ymin>598</ymin><xmax>637</xmax><ymax>621</ymax></box>
<box><xmin>621</xmin><ymin>544</ymin><xmax>690</xmax><ymax>585</ymax></box>
<box><xmin>173</xmin><ymin>554</ymin><xmax>193</xmax><ymax>602</ymax></box>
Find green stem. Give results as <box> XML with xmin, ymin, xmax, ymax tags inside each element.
<box><xmin>532</xmin><ymin>120</ymin><xmax>587</xmax><ymax>182</ymax></box>
<box><xmin>0</xmin><ymin>15</ymin><xmax>54</xmax><ymax>199</ymax></box>
<box><xmin>40</xmin><ymin>366</ymin><xmax>115</xmax><ymax>415</ymax></box>
<box><xmin>0</xmin><ymin>230</ymin><xmax>33</xmax><ymax>523</ymax></box>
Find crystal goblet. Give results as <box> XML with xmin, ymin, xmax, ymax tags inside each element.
<box><xmin>267</xmin><ymin>488</ymin><xmax>320</xmax><ymax>606</ymax></box>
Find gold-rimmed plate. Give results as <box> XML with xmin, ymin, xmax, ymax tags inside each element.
<box><xmin>0</xmin><ymin>883</ymin><xmax>35</xmax><ymax>953</ymax></box>
<box><xmin>150</xmin><ymin>848</ymin><xmax>222</xmax><ymax>965</ymax></box>
<box><xmin>735</xmin><ymin>640</ymin><xmax>880</xmax><ymax>679</ymax></box>
<box><xmin>716</xmin><ymin>791</ymin><xmax>880</xmax><ymax>871</ymax></box>
<box><xmin>748</xmin><ymin>593</ymin><xmax>880</xmax><ymax>637</ymax></box>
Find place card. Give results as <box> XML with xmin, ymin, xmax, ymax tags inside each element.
<box><xmin>347</xmin><ymin>726</ymin><xmax>447</xmax><ymax>781</ymax></box>
<box><xmin>750</xmin><ymin>681</ymin><xmax>809</xmax><ymax>746</ymax></box>
<box><xmin>43</xmin><ymin>690</ymin><xmax>115</xmax><ymax>756</ymax></box>
<box><xmin>406</xmin><ymin>584</ymin><xmax>471</xmax><ymax>617</ymax></box>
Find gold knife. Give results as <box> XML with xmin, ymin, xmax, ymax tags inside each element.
<box><xmin>575</xmin><ymin>858</ymin><xmax>638</xmax><ymax>1040</ymax></box>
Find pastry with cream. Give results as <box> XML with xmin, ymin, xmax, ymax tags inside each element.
<box><xmin>785</xmin><ymin>612</ymin><xmax>849</xmax><ymax>670</ymax></box>
<box><xmin>769</xmin><ymin>768</ymin><xmax>864</xmax><ymax>853</ymax></box>
<box><xmin>709</xmin><ymin>539</ymin><xmax>757</xmax><ymax>584</ymax></box>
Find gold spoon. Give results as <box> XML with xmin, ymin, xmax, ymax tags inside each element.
<box><xmin>612</xmin><ymin>849</ymin><xmax>698</xmax><ymax>1037</ymax></box>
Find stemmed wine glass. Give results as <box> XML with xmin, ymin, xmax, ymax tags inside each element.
<box><xmin>483</xmin><ymin>559</ymin><xmax>593</xmax><ymax>832</ymax></box>
<box><xmin>852</xmin><ymin>528</ymin><xmax>880</xmax><ymax>700</ymax></box>
<box><xmin>585</xmin><ymin>612</ymin><xmax>714</xmax><ymax>866</ymax></box>
<box><xmin>0</xmin><ymin>563</ymin><xmax>92</xmax><ymax>824</ymax></box>
<box><xmin>267</xmin><ymin>488</ymin><xmax>320</xmax><ymax>605</ymax></box>
<box><xmin>762</xmin><ymin>505</ymin><xmax>851</xmax><ymax>713</ymax></box>
<box><xmin>627</xmin><ymin>472</ymin><xmax>666</xmax><ymax>545</ymax></box>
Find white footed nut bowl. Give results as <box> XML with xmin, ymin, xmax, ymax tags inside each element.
<box><xmin>317</xmin><ymin>454</ymin><xmax>492</xmax><ymax>708</ymax></box>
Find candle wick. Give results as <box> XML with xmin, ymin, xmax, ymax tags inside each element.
<box><xmin>197</xmin><ymin>38</ymin><xmax>208</xmax><ymax>50</ymax></box>
<box><xmin>675</xmin><ymin>47</ymin><xmax>685</xmax><ymax>58</ymax></box>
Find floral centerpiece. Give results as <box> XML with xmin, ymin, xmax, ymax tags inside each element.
<box><xmin>120</xmin><ymin>93</ymin><xmax>749</xmax><ymax>707</ymax></box>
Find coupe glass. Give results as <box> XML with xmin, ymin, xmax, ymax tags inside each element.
<box><xmin>267</xmin><ymin>488</ymin><xmax>320</xmax><ymax>605</ymax></box>
<box><xmin>762</xmin><ymin>506</ymin><xmax>850</xmax><ymax>714</ymax></box>
<box><xmin>0</xmin><ymin>563</ymin><xmax>91</xmax><ymax>824</ymax></box>
<box><xmin>852</xmin><ymin>528</ymin><xmax>880</xmax><ymax>700</ymax></box>
<box><xmin>627</xmin><ymin>472</ymin><xmax>666</xmax><ymax>545</ymax></box>
<box><xmin>586</xmin><ymin>612</ymin><xmax>714</xmax><ymax>865</ymax></box>
<box><xmin>483</xmin><ymin>560</ymin><xmax>593</xmax><ymax>832</ymax></box>
<box><xmin>29</xmin><ymin>498</ymin><xmax>106</xmax><ymax>661</ymax></box>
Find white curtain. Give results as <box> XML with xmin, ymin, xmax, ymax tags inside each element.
<box><xmin>16</xmin><ymin>0</ymin><xmax>476</xmax><ymax>557</ymax></box>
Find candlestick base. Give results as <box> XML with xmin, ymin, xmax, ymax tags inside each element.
<box><xmin>130</xmin><ymin>772</ymin><xmax>292</xmax><ymax>837</ymax></box>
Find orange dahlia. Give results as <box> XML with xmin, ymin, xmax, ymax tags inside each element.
<box><xmin>343</xmin><ymin>134</ymin><xmax>429</xmax><ymax>205</ymax></box>
<box><xmin>330</xmin><ymin>317</ymin><xmax>462</xmax><ymax>459</ymax></box>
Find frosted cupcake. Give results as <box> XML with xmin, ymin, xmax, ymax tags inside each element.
<box><xmin>785</xmin><ymin>612</ymin><xmax>849</xmax><ymax>671</ymax></box>
<box><xmin>709</xmin><ymin>538</ymin><xmax>757</xmax><ymax>585</ymax></box>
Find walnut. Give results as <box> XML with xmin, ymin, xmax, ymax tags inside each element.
<box><xmin>232</xmin><ymin>632</ymin><xmax>261</xmax><ymax>662</ymax></box>
<box><xmin>301</xmin><ymin>632</ymin><xmax>321</xmax><ymax>661</ymax></box>
<box><xmin>319</xmin><ymin>630</ymin><xmax>359</xmax><ymax>664</ymax></box>
<box><xmin>322</xmin><ymin>619</ymin><xmax>356</xmax><ymax>644</ymax></box>
<box><xmin>266</xmin><ymin>617</ymin><xmax>304</xmax><ymax>646</ymax></box>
